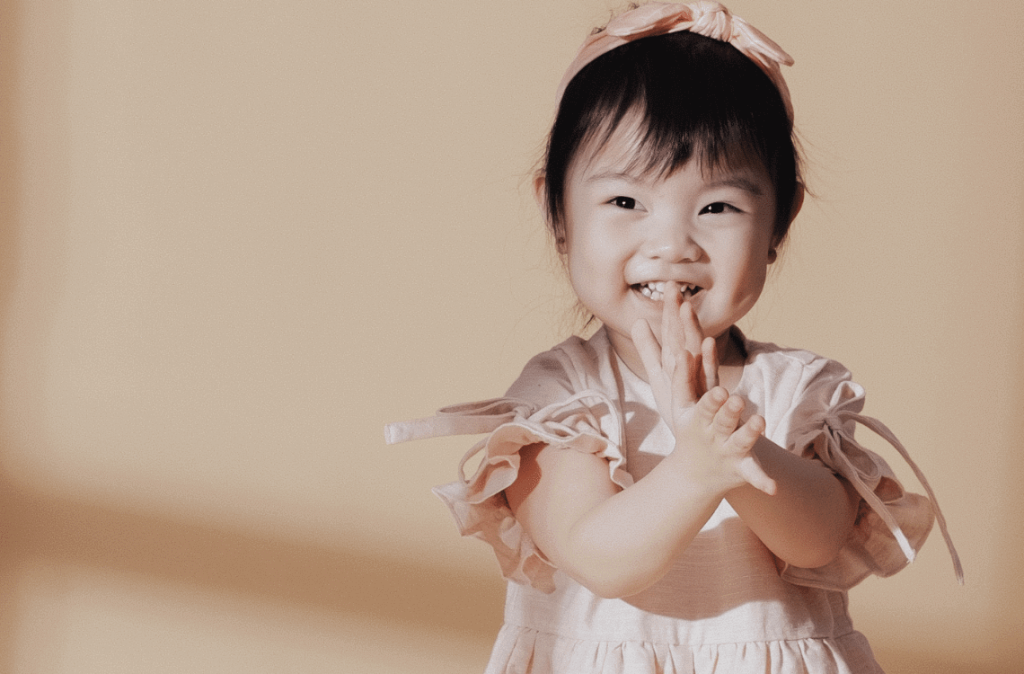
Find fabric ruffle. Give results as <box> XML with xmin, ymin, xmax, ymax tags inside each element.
<box><xmin>781</xmin><ymin>378</ymin><xmax>963</xmax><ymax>589</ymax></box>
<box><xmin>385</xmin><ymin>390</ymin><xmax>629</xmax><ymax>593</ymax></box>
<box><xmin>487</xmin><ymin>624</ymin><xmax>883</xmax><ymax>674</ymax></box>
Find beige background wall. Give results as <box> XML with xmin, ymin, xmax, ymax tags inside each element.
<box><xmin>0</xmin><ymin>1</ymin><xmax>1020</xmax><ymax>672</ymax></box>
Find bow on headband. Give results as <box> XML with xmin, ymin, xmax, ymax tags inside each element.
<box><xmin>556</xmin><ymin>1</ymin><xmax>795</xmax><ymax>121</ymax></box>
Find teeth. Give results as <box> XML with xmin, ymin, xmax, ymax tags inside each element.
<box><xmin>637</xmin><ymin>282</ymin><xmax>697</xmax><ymax>301</ymax></box>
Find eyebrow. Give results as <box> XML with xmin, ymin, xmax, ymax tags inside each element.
<box><xmin>705</xmin><ymin>176</ymin><xmax>765</xmax><ymax>196</ymax></box>
<box><xmin>585</xmin><ymin>170</ymin><xmax>643</xmax><ymax>184</ymax></box>
<box><xmin>586</xmin><ymin>170</ymin><xmax>766</xmax><ymax>196</ymax></box>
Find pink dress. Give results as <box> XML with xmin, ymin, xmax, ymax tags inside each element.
<box><xmin>386</xmin><ymin>327</ymin><xmax>961</xmax><ymax>674</ymax></box>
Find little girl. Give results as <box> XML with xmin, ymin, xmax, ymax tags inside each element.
<box><xmin>387</xmin><ymin>3</ymin><xmax>962</xmax><ymax>672</ymax></box>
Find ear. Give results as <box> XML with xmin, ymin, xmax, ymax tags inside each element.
<box><xmin>532</xmin><ymin>171</ymin><xmax>546</xmax><ymax>211</ymax></box>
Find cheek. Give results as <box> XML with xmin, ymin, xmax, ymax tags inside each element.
<box><xmin>566</xmin><ymin>224</ymin><xmax>610</xmax><ymax>270</ymax></box>
<box><xmin>715</xmin><ymin>245</ymin><xmax>770</xmax><ymax>299</ymax></box>
<box><xmin>734</xmin><ymin>262</ymin><xmax>770</xmax><ymax>310</ymax></box>
<box><xmin>566</xmin><ymin>249</ymin><xmax>605</xmax><ymax>291</ymax></box>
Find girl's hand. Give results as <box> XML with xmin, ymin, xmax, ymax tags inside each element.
<box><xmin>631</xmin><ymin>282</ymin><xmax>775</xmax><ymax>496</ymax></box>
<box><xmin>678</xmin><ymin>386</ymin><xmax>777</xmax><ymax>496</ymax></box>
<box><xmin>631</xmin><ymin>281</ymin><xmax>718</xmax><ymax>423</ymax></box>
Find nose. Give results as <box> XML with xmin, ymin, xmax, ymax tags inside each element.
<box><xmin>641</xmin><ymin>217</ymin><xmax>703</xmax><ymax>262</ymax></box>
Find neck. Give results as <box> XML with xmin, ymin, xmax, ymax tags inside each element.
<box><xmin>715</xmin><ymin>326</ymin><xmax>747</xmax><ymax>391</ymax></box>
<box><xmin>716</xmin><ymin>326</ymin><xmax>746</xmax><ymax>367</ymax></box>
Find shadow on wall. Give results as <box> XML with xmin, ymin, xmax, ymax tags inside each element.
<box><xmin>0</xmin><ymin>3</ymin><xmax>491</xmax><ymax>668</ymax></box>
<box><xmin>0</xmin><ymin>480</ymin><xmax>505</xmax><ymax>671</ymax></box>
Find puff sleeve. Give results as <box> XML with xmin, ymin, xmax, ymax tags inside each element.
<box><xmin>775</xmin><ymin>359</ymin><xmax>963</xmax><ymax>590</ymax></box>
<box><xmin>385</xmin><ymin>345</ymin><xmax>630</xmax><ymax>593</ymax></box>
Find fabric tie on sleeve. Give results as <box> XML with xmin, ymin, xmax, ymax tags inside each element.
<box><xmin>384</xmin><ymin>397</ymin><xmax>532</xmax><ymax>445</ymax></box>
<box><xmin>386</xmin><ymin>390</ymin><xmax>627</xmax><ymax>591</ymax></box>
<box><xmin>819</xmin><ymin>398</ymin><xmax>964</xmax><ymax>585</ymax></box>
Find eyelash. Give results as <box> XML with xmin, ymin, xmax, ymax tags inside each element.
<box><xmin>700</xmin><ymin>202</ymin><xmax>738</xmax><ymax>215</ymax></box>
<box><xmin>609</xmin><ymin>198</ymin><xmax>741</xmax><ymax>214</ymax></box>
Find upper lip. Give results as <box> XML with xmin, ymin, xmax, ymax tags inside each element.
<box><xmin>633</xmin><ymin>280</ymin><xmax>701</xmax><ymax>292</ymax></box>
<box><xmin>634</xmin><ymin>280</ymin><xmax>697</xmax><ymax>291</ymax></box>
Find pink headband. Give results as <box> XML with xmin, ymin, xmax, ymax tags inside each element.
<box><xmin>556</xmin><ymin>1</ymin><xmax>795</xmax><ymax>121</ymax></box>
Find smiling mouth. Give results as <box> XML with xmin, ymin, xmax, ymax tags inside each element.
<box><xmin>634</xmin><ymin>281</ymin><xmax>701</xmax><ymax>302</ymax></box>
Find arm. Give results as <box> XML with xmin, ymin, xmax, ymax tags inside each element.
<box><xmin>507</xmin><ymin>288</ymin><xmax>853</xmax><ymax>597</ymax></box>
<box><xmin>635</xmin><ymin>285</ymin><xmax>857</xmax><ymax>571</ymax></box>
<box><xmin>726</xmin><ymin>436</ymin><xmax>860</xmax><ymax>569</ymax></box>
<box><xmin>506</xmin><ymin>289</ymin><xmax>776</xmax><ymax>598</ymax></box>
<box><xmin>505</xmin><ymin>386</ymin><xmax>765</xmax><ymax>599</ymax></box>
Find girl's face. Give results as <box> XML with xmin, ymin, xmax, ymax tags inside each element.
<box><xmin>560</xmin><ymin>117</ymin><xmax>778</xmax><ymax>378</ymax></box>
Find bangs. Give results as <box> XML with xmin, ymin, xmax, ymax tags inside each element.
<box><xmin>578</xmin><ymin>95</ymin><xmax>776</xmax><ymax>183</ymax></box>
<box><xmin>545</xmin><ymin>30</ymin><xmax>798</xmax><ymax>239</ymax></box>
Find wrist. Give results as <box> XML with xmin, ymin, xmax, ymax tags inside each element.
<box><xmin>665</xmin><ymin>442</ymin><xmax>731</xmax><ymax>502</ymax></box>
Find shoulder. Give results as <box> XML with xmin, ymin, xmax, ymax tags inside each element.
<box><xmin>742</xmin><ymin>334</ymin><xmax>853</xmax><ymax>392</ymax></box>
<box><xmin>504</xmin><ymin>328</ymin><xmax>616</xmax><ymax>407</ymax></box>
<box><xmin>738</xmin><ymin>332</ymin><xmax>865</xmax><ymax>431</ymax></box>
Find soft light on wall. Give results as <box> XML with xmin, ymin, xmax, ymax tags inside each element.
<box><xmin>0</xmin><ymin>1</ymin><xmax>1020</xmax><ymax>672</ymax></box>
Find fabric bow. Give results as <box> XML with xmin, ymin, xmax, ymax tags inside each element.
<box><xmin>821</xmin><ymin>402</ymin><xmax>965</xmax><ymax>584</ymax></box>
<box><xmin>556</xmin><ymin>1</ymin><xmax>795</xmax><ymax>121</ymax></box>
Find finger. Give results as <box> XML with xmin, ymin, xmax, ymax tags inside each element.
<box><xmin>660</xmin><ymin>282</ymin><xmax>685</xmax><ymax>367</ymax></box>
<box><xmin>672</xmin><ymin>346</ymin><xmax>702</xmax><ymax>406</ymax></box>
<box><xmin>711</xmin><ymin>394</ymin><xmax>744</xmax><ymax>436</ymax></box>
<box><xmin>659</xmin><ymin>282</ymin><xmax>692</xmax><ymax>376</ymax></box>
<box><xmin>728</xmin><ymin>413</ymin><xmax>766</xmax><ymax>451</ymax></box>
<box><xmin>701</xmin><ymin>336</ymin><xmax>719</xmax><ymax>391</ymax></box>
<box><xmin>739</xmin><ymin>456</ymin><xmax>777</xmax><ymax>495</ymax></box>
<box><xmin>680</xmin><ymin>300</ymin><xmax>704</xmax><ymax>357</ymax></box>
<box><xmin>663</xmin><ymin>280</ymin><xmax>683</xmax><ymax>319</ymax></box>
<box><xmin>696</xmin><ymin>385</ymin><xmax>729</xmax><ymax>423</ymax></box>
<box><xmin>718</xmin><ymin>412</ymin><xmax>773</xmax><ymax>494</ymax></box>
<box><xmin>632</xmin><ymin>319</ymin><xmax>663</xmax><ymax>381</ymax></box>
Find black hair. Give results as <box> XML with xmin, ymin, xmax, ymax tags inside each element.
<box><xmin>542</xmin><ymin>29</ymin><xmax>800</xmax><ymax>246</ymax></box>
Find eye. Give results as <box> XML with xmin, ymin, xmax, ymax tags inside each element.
<box><xmin>611</xmin><ymin>196</ymin><xmax>638</xmax><ymax>210</ymax></box>
<box><xmin>699</xmin><ymin>202</ymin><xmax>737</xmax><ymax>215</ymax></box>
